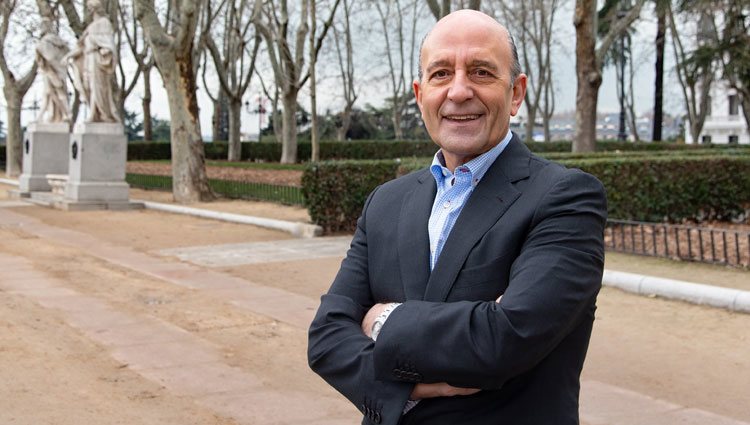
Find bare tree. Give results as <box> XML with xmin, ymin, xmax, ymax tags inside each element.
<box><xmin>573</xmin><ymin>0</ymin><xmax>646</xmax><ymax>152</ymax></box>
<box><xmin>0</xmin><ymin>0</ymin><xmax>39</xmax><ymax>177</ymax></box>
<box><xmin>309</xmin><ymin>0</ymin><xmax>320</xmax><ymax>161</ymax></box>
<box><xmin>332</xmin><ymin>0</ymin><xmax>357</xmax><ymax>142</ymax></box>
<box><xmin>202</xmin><ymin>0</ymin><xmax>262</xmax><ymax>161</ymax></box>
<box><xmin>254</xmin><ymin>0</ymin><xmax>339</xmax><ymax>163</ymax></box>
<box><xmin>426</xmin><ymin>0</ymin><xmax>480</xmax><ymax>20</ymax></box>
<box><xmin>496</xmin><ymin>0</ymin><xmax>559</xmax><ymax>142</ymax></box>
<box><xmin>652</xmin><ymin>0</ymin><xmax>667</xmax><ymax>141</ymax></box>
<box><xmin>668</xmin><ymin>2</ymin><xmax>713</xmax><ymax>144</ymax></box>
<box><xmin>134</xmin><ymin>0</ymin><xmax>213</xmax><ymax>202</ymax></box>
<box><xmin>118</xmin><ymin>1</ymin><xmax>155</xmax><ymax>140</ymax></box>
<box><xmin>374</xmin><ymin>0</ymin><xmax>422</xmax><ymax>140</ymax></box>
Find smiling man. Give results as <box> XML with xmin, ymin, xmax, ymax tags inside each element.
<box><xmin>308</xmin><ymin>10</ymin><xmax>607</xmax><ymax>425</ymax></box>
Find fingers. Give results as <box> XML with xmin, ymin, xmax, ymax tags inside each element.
<box><xmin>410</xmin><ymin>382</ymin><xmax>481</xmax><ymax>400</ymax></box>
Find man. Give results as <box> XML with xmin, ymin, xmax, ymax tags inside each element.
<box><xmin>308</xmin><ymin>9</ymin><xmax>606</xmax><ymax>425</ymax></box>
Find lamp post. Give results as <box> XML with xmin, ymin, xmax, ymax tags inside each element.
<box><xmin>244</xmin><ymin>94</ymin><xmax>267</xmax><ymax>141</ymax></box>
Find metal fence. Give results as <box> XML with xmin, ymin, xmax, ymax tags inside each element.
<box><xmin>126</xmin><ymin>173</ymin><xmax>305</xmax><ymax>206</ymax></box>
<box><xmin>606</xmin><ymin>219</ymin><xmax>750</xmax><ymax>268</ymax></box>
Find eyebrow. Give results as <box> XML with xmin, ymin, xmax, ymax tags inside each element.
<box><xmin>469</xmin><ymin>60</ymin><xmax>499</xmax><ymax>71</ymax></box>
<box><xmin>425</xmin><ymin>60</ymin><xmax>452</xmax><ymax>75</ymax></box>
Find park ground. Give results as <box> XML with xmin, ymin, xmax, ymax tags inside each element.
<box><xmin>0</xmin><ymin>182</ymin><xmax>748</xmax><ymax>424</ymax></box>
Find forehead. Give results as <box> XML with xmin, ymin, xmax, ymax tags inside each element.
<box><xmin>421</xmin><ymin>20</ymin><xmax>507</xmax><ymax>64</ymax></box>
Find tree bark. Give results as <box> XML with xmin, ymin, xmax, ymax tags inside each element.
<box><xmin>574</xmin><ymin>0</ymin><xmax>645</xmax><ymax>152</ymax></box>
<box><xmin>573</xmin><ymin>0</ymin><xmax>600</xmax><ymax>152</ymax></box>
<box><xmin>3</xmin><ymin>88</ymin><xmax>22</xmax><ymax>176</ymax></box>
<box><xmin>310</xmin><ymin>0</ymin><xmax>320</xmax><ymax>162</ymax></box>
<box><xmin>228</xmin><ymin>97</ymin><xmax>242</xmax><ymax>161</ymax></box>
<box><xmin>142</xmin><ymin>67</ymin><xmax>152</xmax><ymax>141</ymax></box>
<box><xmin>652</xmin><ymin>3</ymin><xmax>666</xmax><ymax>141</ymax></box>
<box><xmin>135</xmin><ymin>0</ymin><xmax>213</xmax><ymax>202</ymax></box>
<box><xmin>280</xmin><ymin>92</ymin><xmax>298</xmax><ymax>164</ymax></box>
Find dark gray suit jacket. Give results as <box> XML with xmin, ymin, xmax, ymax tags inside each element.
<box><xmin>308</xmin><ymin>135</ymin><xmax>607</xmax><ymax>425</ymax></box>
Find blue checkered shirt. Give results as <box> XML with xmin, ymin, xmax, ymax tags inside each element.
<box><xmin>428</xmin><ymin>131</ymin><xmax>513</xmax><ymax>270</ymax></box>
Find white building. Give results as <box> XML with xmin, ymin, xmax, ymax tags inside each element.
<box><xmin>686</xmin><ymin>80</ymin><xmax>749</xmax><ymax>145</ymax></box>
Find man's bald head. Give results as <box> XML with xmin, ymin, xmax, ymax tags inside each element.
<box><xmin>417</xmin><ymin>10</ymin><xmax>521</xmax><ymax>84</ymax></box>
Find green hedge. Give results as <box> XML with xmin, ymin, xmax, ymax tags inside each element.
<box><xmin>301</xmin><ymin>160</ymin><xmax>400</xmax><ymax>233</ymax></box>
<box><xmin>301</xmin><ymin>155</ymin><xmax>750</xmax><ymax>233</ymax></box>
<box><xmin>127</xmin><ymin>140</ymin><xmax>750</xmax><ymax>162</ymax></box>
<box><xmin>566</xmin><ymin>156</ymin><xmax>750</xmax><ymax>222</ymax></box>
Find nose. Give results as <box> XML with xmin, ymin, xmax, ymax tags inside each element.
<box><xmin>447</xmin><ymin>71</ymin><xmax>473</xmax><ymax>103</ymax></box>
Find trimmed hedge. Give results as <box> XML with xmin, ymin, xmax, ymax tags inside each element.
<box><xmin>302</xmin><ymin>155</ymin><xmax>750</xmax><ymax>233</ymax></box>
<box><xmin>126</xmin><ymin>140</ymin><xmax>750</xmax><ymax>162</ymax></box>
<box><xmin>302</xmin><ymin>160</ymin><xmax>400</xmax><ymax>233</ymax></box>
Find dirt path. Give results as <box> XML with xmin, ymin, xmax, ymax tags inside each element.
<box><xmin>0</xmin><ymin>187</ymin><xmax>748</xmax><ymax>424</ymax></box>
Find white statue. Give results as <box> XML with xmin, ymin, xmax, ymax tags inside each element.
<box><xmin>65</xmin><ymin>0</ymin><xmax>119</xmax><ymax>123</ymax></box>
<box><xmin>36</xmin><ymin>18</ymin><xmax>71</xmax><ymax>123</ymax></box>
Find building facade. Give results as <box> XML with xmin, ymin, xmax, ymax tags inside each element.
<box><xmin>686</xmin><ymin>80</ymin><xmax>749</xmax><ymax>145</ymax></box>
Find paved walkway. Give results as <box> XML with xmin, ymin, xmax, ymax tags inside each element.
<box><xmin>0</xmin><ymin>205</ymin><xmax>748</xmax><ymax>425</ymax></box>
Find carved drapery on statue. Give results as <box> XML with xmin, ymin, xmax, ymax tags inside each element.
<box><xmin>36</xmin><ymin>18</ymin><xmax>71</xmax><ymax>124</ymax></box>
<box><xmin>65</xmin><ymin>0</ymin><xmax>119</xmax><ymax>123</ymax></box>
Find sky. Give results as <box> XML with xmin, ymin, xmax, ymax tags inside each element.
<box><xmin>5</xmin><ymin>1</ymin><xmax>689</xmax><ymax>139</ymax></box>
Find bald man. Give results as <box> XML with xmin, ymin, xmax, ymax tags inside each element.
<box><xmin>308</xmin><ymin>10</ymin><xmax>606</xmax><ymax>425</ymax></box>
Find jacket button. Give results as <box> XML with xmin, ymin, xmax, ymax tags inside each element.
<box><xmin>374</xmin><ymin>411</ymin><xmax>382</xmax><ymax>423</ymax></box>
<box><xmin>393</xmin><ymin>369</ymin><xmax>403</xmax><ymax>379</ymax></box>
<box><xmin>414</xmin><ymin>372</ymin><xmax>423</xmax><ymax>382</ymax></box>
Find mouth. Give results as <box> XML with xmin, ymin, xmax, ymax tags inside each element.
<box><xmin>443</xmin><ymin>114</ymin><xmax>482</xmax><ymax>122</ymax></box>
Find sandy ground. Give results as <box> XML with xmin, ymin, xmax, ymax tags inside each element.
<box><xmin>1</xmin><ymin>181</ymin><xmax>749</xmax><ymax>423</ymax></box>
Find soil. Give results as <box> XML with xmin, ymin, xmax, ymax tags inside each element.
<box><xmin>1</xmin><ymin>181</ymin><xmax>749</xmax><ymax>423</ymax></box>
<box><xmin>126</xmin><ymin>162</ymin><xmax>303</xmax><ymax>187</ymax></box>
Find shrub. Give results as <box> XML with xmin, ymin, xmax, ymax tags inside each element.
<box><xmin>302</xmin><ymin>155</ymin><xmax>750</xmax><ymax>233</ymax></box>
<box><xmin>302</xmin><ymin>160</ymin><xmax>400</xmax><ymax>233</ymax></box>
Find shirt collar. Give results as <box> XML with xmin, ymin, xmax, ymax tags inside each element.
<box><xmin>430</xmin><ymin>130</ymin><xmax>513</xmax><ymax>188</ymax></box>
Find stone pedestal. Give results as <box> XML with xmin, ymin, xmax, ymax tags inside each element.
<box><xmin>17</xmin><ymin>122</ymin><xmax>70</xmax><ymax>195</ymax></box>
<box><xmin>61</xmin><ymin>122</ymin><xmax>142</xmax><ymax>210</ymax></box>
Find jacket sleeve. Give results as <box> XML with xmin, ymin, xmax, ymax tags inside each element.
<box><xmin>308</xmin><ymin>187</ymin><xmax>413</xmax><ymax>425</ymax></box>
<box><xmin>372</xmin><ymin>170</ymin><xmax>607</xmax><ymax>389</ymax></box>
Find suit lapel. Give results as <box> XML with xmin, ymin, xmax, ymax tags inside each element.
<box><xmin>397</xmin><ymin>169</ymin><xmax>436</xmax><ymax>300</ymax></box>
<box><xmin>423</xmin><ymin>136</ymin><xmax>531</xmax><ymax>302</ymax></box>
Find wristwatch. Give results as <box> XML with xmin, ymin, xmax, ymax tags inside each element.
<box><xmin>371</xmin><ymin>302</ymin><xmax>401</xmax><ymax>341</ymax></box>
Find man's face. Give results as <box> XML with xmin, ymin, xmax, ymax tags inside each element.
<box><xmin>414</xmin><ymin>13</ymin><xmax>526</xmax><ymax>170</ymax></box>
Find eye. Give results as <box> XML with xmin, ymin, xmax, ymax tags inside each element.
<box><xmin>431</xmin><ymin>70</ymin><xmax>449</xmax><ymax>80</ymax></box>
<box><xmin>474</xmin><ymin>69</ymin><xmax>492</xmax><ymax>77</ymax></box>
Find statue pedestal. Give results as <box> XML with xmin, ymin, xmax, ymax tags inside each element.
<box><xmin>17</xmin><ymin>122</ymin><xmax>70</xmax><ymax>196</ymax></box>
<box><xmin>59</xmin><ymin>122</ymin><xmax>142</xmax><ymax>210</ymax></box>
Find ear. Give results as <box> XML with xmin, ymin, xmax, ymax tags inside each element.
<box><xmin>509</xmin><ymin>73</ymin><xmax>527</xmax><ymax>116</ymax></box>
<box><xmin>413</xmin><ymin>79</ymin><xmax>423</xmax><ymax>111</ymax></box>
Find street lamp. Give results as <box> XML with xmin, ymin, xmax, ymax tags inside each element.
<box><xmin>244</xmin><ymin>94</ymin><xmax>267</xmax><ymax>141</ymax></box>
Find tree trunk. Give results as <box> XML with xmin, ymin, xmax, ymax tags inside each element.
<box><xmin>161</xmin><ymin>54</ymin><xmax>213</xmax><ymax>202</ymax></box>
<box><xmin>310</xmin><ymin>0</ymin><xmax>319</xmax><ymax>162</ymax></box>
<box><xmin>337</xmin><ymin>103</ymin><xmax>353</xmax><ymax>142</ymax></box>
<box><xmin>652</xmin><ymin>6</ymin><xmax>665</xmax><ymax>141</ymax></box>
<box><xmin>3</xmin><ymin>87</ymin><xmax>21</xmax><ymax>177</ymax></box>
<box><xmin>525</xmin><ymin>106</ymin><xmax>537</xmax><ymax>142</ymax></box>
<box><xmin>228</xmin><ymin>97</ymin><xmax>242</xmax><ymax>162</ymax></box>
<box><xmin>280</xmin><ymin>92</ymin><xmax>298</xmax><ymax>163</ymax></box>
<box><xmin>142</xmin><ymin>67</ymin><xmax>152</xmax><ymax>141</ymax></box>
<box><xmin>392</xmin><ymin>103</ymin><xmax>403</xmax><ymax>140</ymax></box>
<box><xmin>573</xmin><ymin>0</ymin><xmax>601</xmax><ymax>152</ymax></box>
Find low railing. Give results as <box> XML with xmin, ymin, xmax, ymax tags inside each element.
<box><xmin>606</xmin><ymin>219</ymin><xmax>750</xmax><ymax>268</ymax></box>
<box><xmin>126</xmin><ymin>173</ymin><xmax>305</xmax><ymax>206</ymax></box>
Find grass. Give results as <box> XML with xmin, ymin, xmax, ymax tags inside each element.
<box><xmin>131</xmin><ymin>159</ymin><xmax>306</xmax><ymax>171</ymax></box>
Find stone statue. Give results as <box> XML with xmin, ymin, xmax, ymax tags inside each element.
<box><xmin>36</xmin><ymin>18</ymin><xmax>71</xmax><ymax>123</ymax></box>
<box><xmin>65</xmin><ymin>0</ymin><xmax>119</xmax><ymax>123</ymax></box>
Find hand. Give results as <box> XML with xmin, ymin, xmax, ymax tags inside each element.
<box><xmin>361</xmin><ymin>303</ymin><xmax>391</xmax><ymax>338</ymax></box>
<box><xmin>410</xmin><ymin>382</ymin><xmax>481</xmax><ymax>400</ymax></box>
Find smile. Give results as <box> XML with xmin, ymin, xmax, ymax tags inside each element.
<box><xmin>444</xmin><ymin>114</ymin><xmax>481</xmax><ymax>121</ymax></box>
